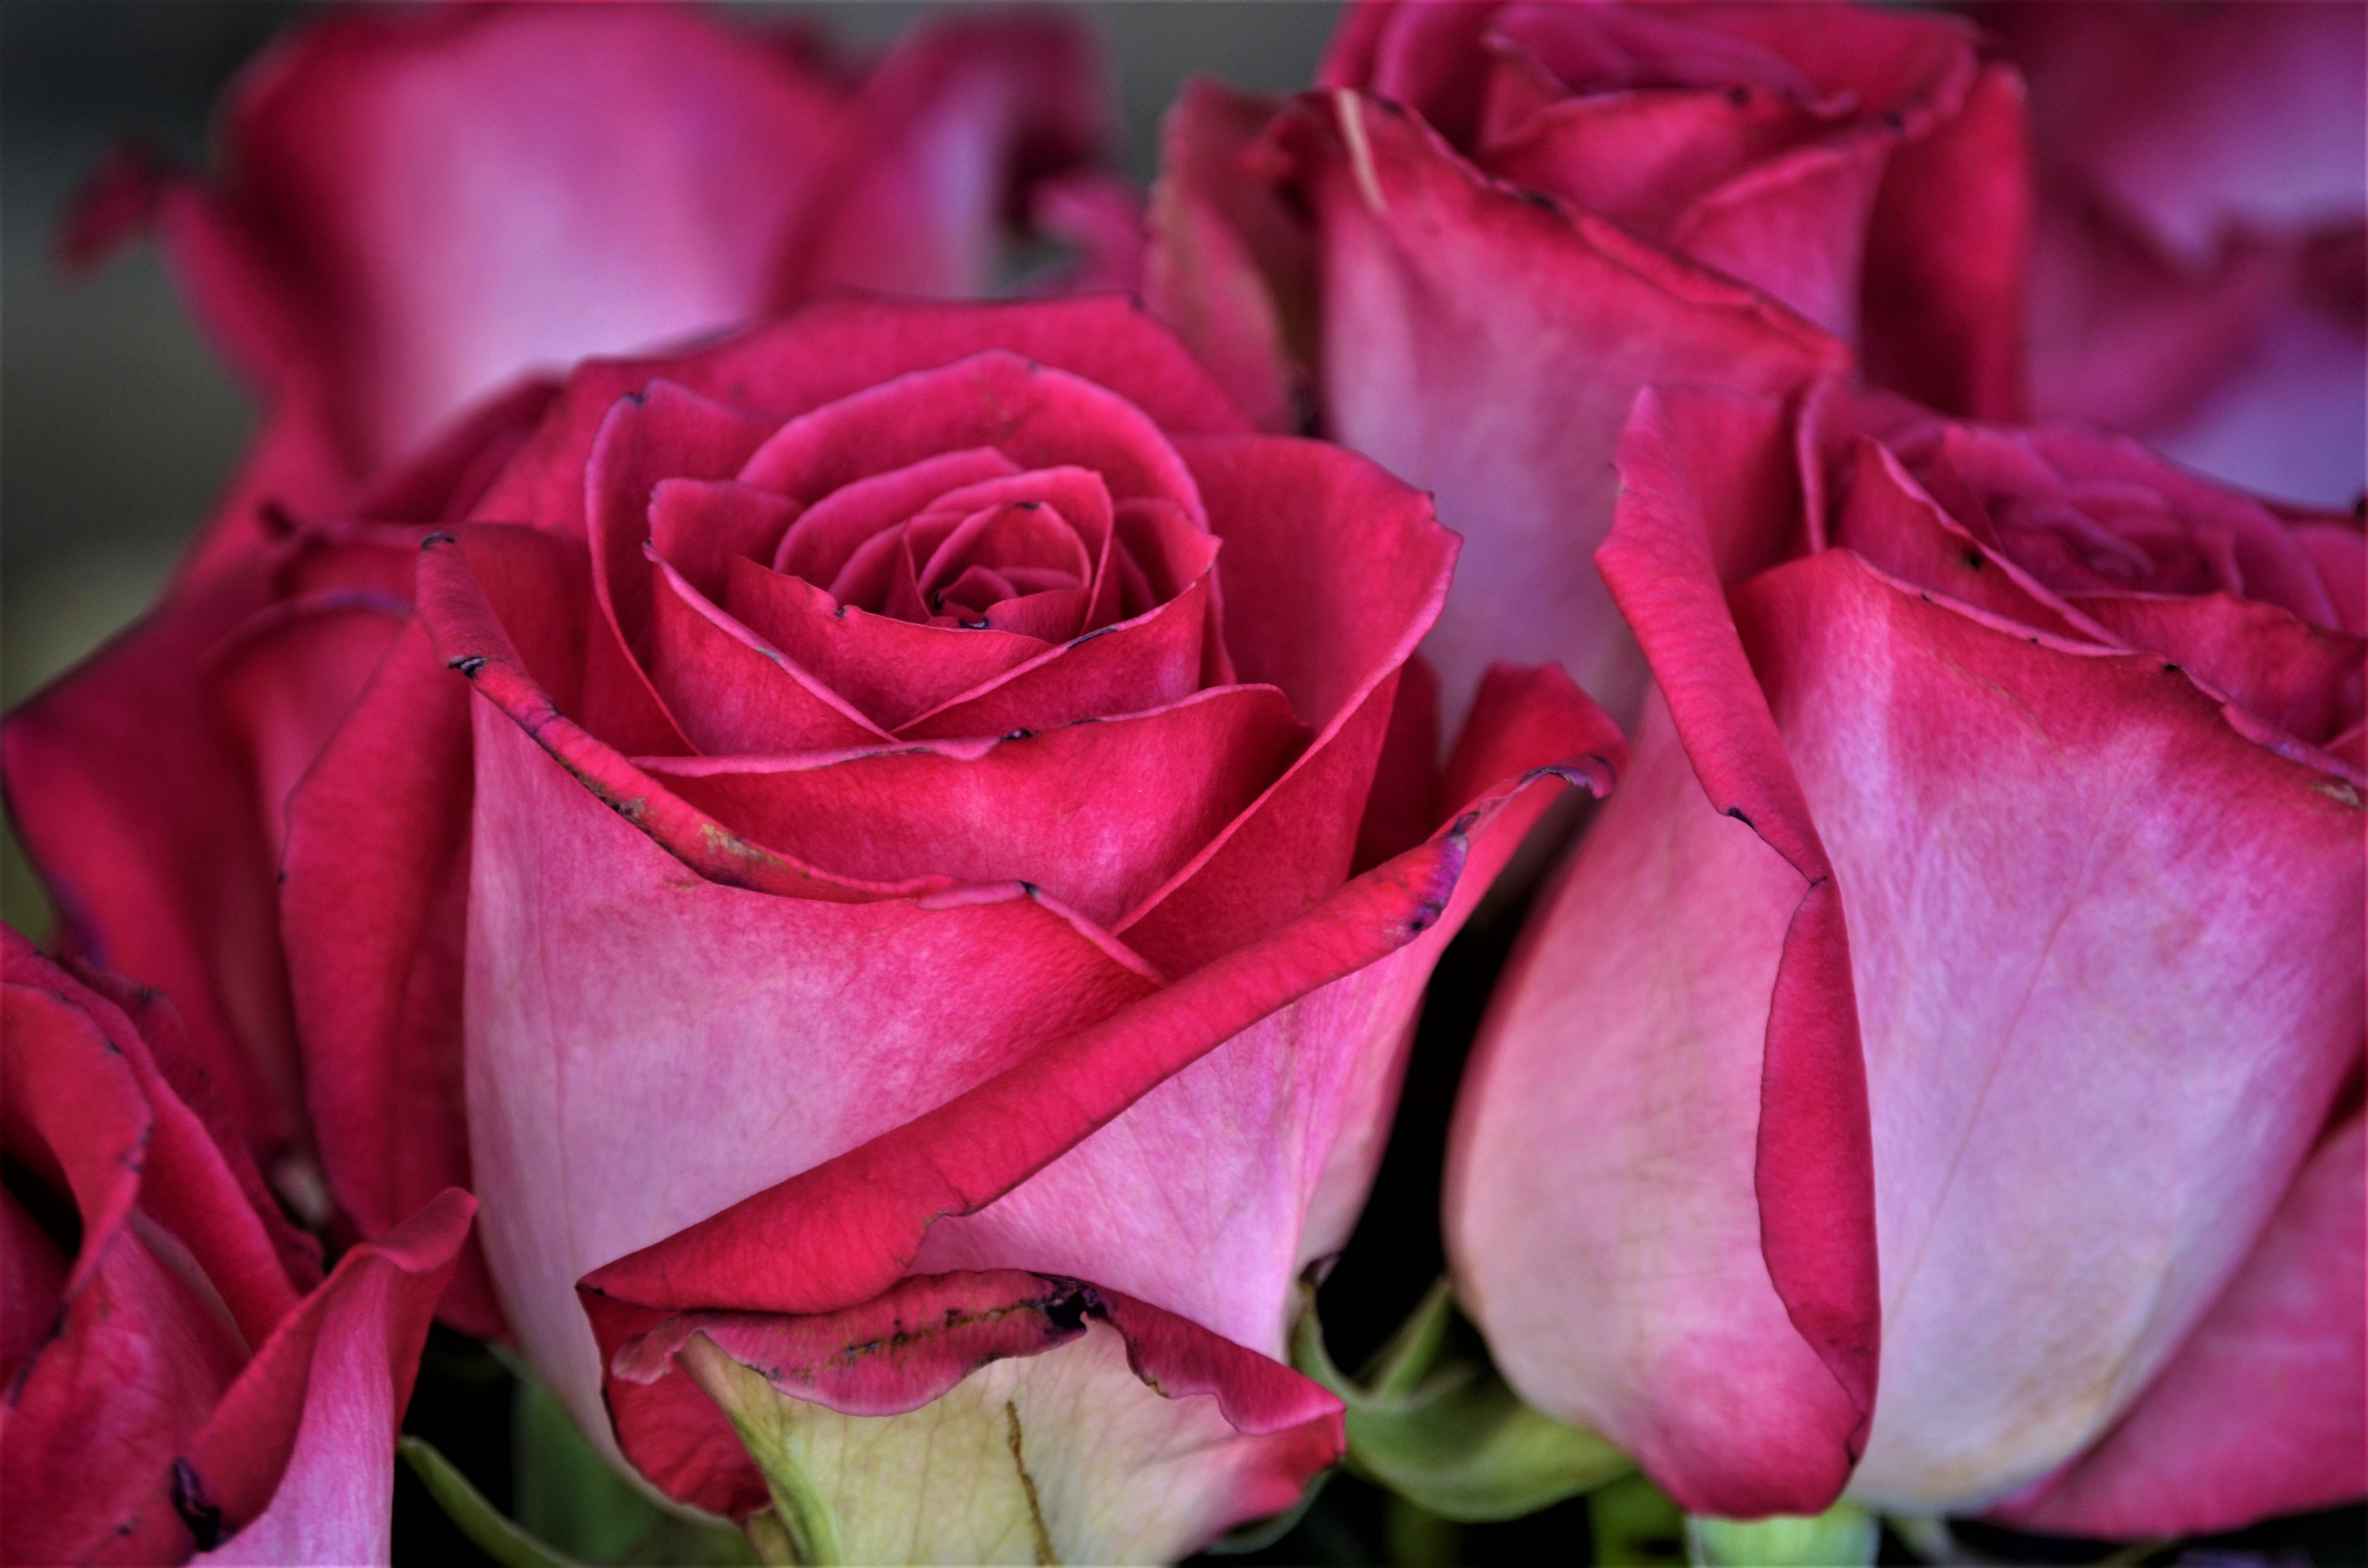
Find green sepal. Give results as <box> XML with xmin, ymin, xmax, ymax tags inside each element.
<box><xmin>1290</xmin><ymin>1275</ymin><xmax>1632</xmax><ymax>1522</ymax></box>
<box><xmin>1590</xmin><ymin>1471</ymin><xmax>1687</xmax><ymax>1566</ymax></box>
<box><xmin>401</xmin><ymin>1435</ymin><xmax>592</xmax><ymax>1568</ymax></box>
<box><xmin>510</xmin><ymin>1368</ymin><xmax>761</xmax><ymax>1565</ymax></box>
<box><xmin>1686</xmin><ymin>1501</ymin><xmax>1879</xmax><ymax>1567</ymax></box>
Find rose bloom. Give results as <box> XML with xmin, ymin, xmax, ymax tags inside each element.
<box><xmin>4</xmin><ymin>1</ymin><xmax>1109</xmax><ymax>1323</ymax></box>
<box><xmin>1</xmin><ymin>931</ymin><xmax>470</xmax><ymax>1566</ymax></box>
<box><xmin>269</xmin><ymin>292</ymin><xmax>1619</xmax><ymax>1562</ymax></box>
<box><xmin>1449</xmin><ymin>380</ymin><xmax>2365</xmax><ymax>1533</ymax></box>
<box><xmin>1144</xmin><ymin>0</ymin><xmax>2029</xmax><ymax>722</ymax></box>
<box><xmin>1993</xmin><ymin>1</ymin><xmax>2367</xmax><ymax>506</ymax></box>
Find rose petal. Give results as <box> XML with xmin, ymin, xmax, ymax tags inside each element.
<box><xmin>283</xmin><ymin>526</ymin><xmax>588</xmax><ymax>1337</ymax></box>
<box><xmin>3</xmin><ymin>555</ymin><xmax>301</xmax><ymax>1152</ymax></box>
<box><xmin>738</xmin><ymin>352</ymin><xmax>1209</xmax><ymax>532</ymax></box>
<box><xmin>579</xmin><ymin>749</ymin><xmax>1603</xmax><ymax>1524</ymax></box>
<box><xmin>778</xmin><ymin>15</ymin><xmax>1106</xmax><ymax>303</ymax></box>
<box><xmin>461</xmin><ymin>699</ymin><xmax>1164</xmax><ymax>1456</ymax></box>
<box><xmin>772</xmin><ymin>448</ymin><xmax>1024</xmax><ymax>585</ymax></box>
<box><xmin>174</xmin><ymin>1190</ymin><xmax>472</xmax><ymax>1567</ymax></box>
<box><xmin>1668</xmin><ymin>130</ymin><xmax>1895</xmax><ymax>343</ymax></box>
<box><xmin>1735</xmin><ymin>550</ymin><xmax>2367</xmax><ymax>1512</ymax></box>
<box><xmin>2066</xmin><ymin>591</ymin><xmax>2366</xmax><ymax>745</ymax></box>
<box><xmin>646</xmin><ymin>479</ymin><xmax>801</xmax><ymax>607</ymax></box>
<box><xmin>1111</xmin><ymin>435</ymin><xmax>1457</xmax><ymax>973</ymax></box>
<box><xmin>1281</xmin><ymin>86</ymin><xmax>1846</xmax><ymax>723</ymax></box>
<box><xmin>2291</xmin><ymin>520</ymin><xmax>2368</xmax><ymax>638</ymax></box>
<box><xmin>642</xmin><ymin>552</ymin><xmax>889</xmax><ymax>756</ymax></box>
<box><xmin>1860</xmin><ymin>62</ymin><xmax>2031</xmax><ymax>420</ymax></box>
<box><xmin>725</xmin><ymin>563</ymin><xmax>1046</xmax><ymax>733</ymax></box>
<box><xmin>639</xmin><ymin>686</ymin><xmax>1309</xmax><ymax>930</ymax></box>
<box><xmin>1449</xmin><ymin>693</ymin><xmax>1868</xmax><ymax>1519</ymax></box>
<box><xmin>203</xmin><ymin>594</ymin><xmax>410</xmax><ymax>870</ymax></box>
<box><xmin>1143</xmin><ymin>79</ymin><xmax>1313</xmax><ymax>435</ymax></box>
<box><xmin>1987</xmin><ymin>1110</ymin><xmax>2367</xmax><ymax>1539</ymax></box>
<box><xmin>470</xmin><ymin>295</ymin><xmax>1251</xmax><ymax>540</ymax></box>
<box><xmin>1479</xmin><ymin>85</ymin><xmax>1834</xmax><ymax>237</ymax></box>
<box><xmin>161</xmin><ymin>6</ymin><xmax>848</xmax><ymax>469</ymax></box>
<box><xmin>2</xmin><ymin>938</ymin><xmax>305</xmax><ymax>1561</ymax></box>
<box><xmin>580</xmin><ymin>380</ymin><xmax>779</xmax><ymax>756</ymax></box>
<box><xmin>1449</xmin><ymin>387</ymin><xmax>1882</xmax><ymax>1517</ymax></box>
<box><xmin>1830</xmin><ymin>435</ymin><xmax>2111</xmax><ymax>645</ymax></box>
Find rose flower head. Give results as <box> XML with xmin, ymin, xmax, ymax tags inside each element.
<box><xmin>277</xmin><ymin>294</ymin><xmax>1622</xmax><ymax>1563</ymax></box>
<box><xmin>1450</xmin><ymin>378</ymin><xmax>2363</xmax><ymax>1534</ymax></box>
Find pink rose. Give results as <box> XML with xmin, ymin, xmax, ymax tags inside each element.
<box><xmin>1</xmin><ymin>930</ymin><xmax>471</xmax><ymax>1565</ymax></box>
<box><xmin>281</xmin><ymin>293</ymin><xmax>1621</xmax><ymax>1559</ymax></box>
<box><xmin>1996</xmin><ymin>2</ymin><xmax>2367</xmax><ymax>506</ymax></box>
<box><xmin>1145</xmin><ymin>0</ymin><xmax>2030</xmax><ymax>722</ymax></box>
<box><xmin>5</xmin><ymin>3</ymin><xmax>1109</xmax><ymax>1325</ymax></box>
<box><xmin>1448</xmin><ymin>381</ymin><xmax>2364</xmax><ymax>1531</ymax></box>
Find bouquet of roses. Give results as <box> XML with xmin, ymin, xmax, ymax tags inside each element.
<box><xmin>3</xmin><ymin>5</ymin><xmax>2357</xmax><ymax>1565</ymax></box>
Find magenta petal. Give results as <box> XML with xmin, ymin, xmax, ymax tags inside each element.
<box><xmin>726</xmin><ymin>561</ymin><xmax>1049</xmax><ymax>733</ymax></box>
<box><xmin>1739</xmin><ymin>548</ymin><xmax>2367</xmax><ymax>1513</ymax></box>
<box><xmin>641</xmin><ymin>686</ymin><xmax>1307</xmax><ymax>931</ymax></box>
<box><xmin>1860</xmin><ymin>62</ymin><xmax>2031</xmax><ymax>420</ymax></box>
<box><xmin>3</xmin><ymin>559</ymin><xmax>303</xmax><ymax>1154</ymax></box>
<box><xmin>899</xmin><ymin>577</ymin><xmax>1215</xmax><ymax>742</ymax></box>
<box><xmin>642</xmin><ymin>552</ymin><xmax>889</xmax><ymax>756</ymax></box>
<box><xmin>460</xmin><ymin>699</ymin><xmax>1161</xmax><ymax>1451</ymax></box>
<box><xmin>772</xmin><ymin>447</ymin><xmax>1024</xmax><ymax>585</ymax></box>
<box><xmin>469</xmin><ymin>295</ymin><xmax>1249</xmax><ymax>541</ymax></box>
<box><xmin>160</xmin><ymin>6</ymin><xmax>850</xmax><ymax>469</ymax></box>
<box><xmin>1283</xmin><ymin>87</ymin><xmax>1846</xmax><ymax>723</ymax></box>
<box><xmin>175</xmin><ymin>1190</ymin><xmax>473</xmax><ymax>1566</ymax></box>
<box><xmin>1112</xmin><ymin>435</ymin><xmax>1458</xmax><ymax>973</ymax></box>
<box><xmin>646</xmin><ymin>479</ymin><xmax>801</xmax><ymax>606</ymax></box>
<box><xmin>738</xmin><ymin>351</ymin><xmax>1209</xmax><ymax>529</ymax></box>
<box><xmin>1143</xmin><ymin>78</ymin><xmax>1313</xmax><ymax>435</ymax></box>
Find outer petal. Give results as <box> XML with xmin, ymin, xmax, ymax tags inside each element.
<box><xmin>281</xmin><ymin>527</ymin><xmax>587</xmax><ymax>1336</ymax></box>
<box><xmin>459</xmin><ymin>694</ymin><xmax>1167</xmax><ymax>1454</ymax></box>
<box><xmin>142</xmin><ymin>6</ymin><xmax>846</xmax><ymax>469</ymax></box>
<box><xmin>641</xmin><ymin>687</ymin><xmax>1308</xmax><ymax>932</ymax></box>
<box><xmin>579</xmin><ymin>750</ymin><xmax>1609</xmax><ymax>1532</ymax></box>
<box><xmin>469</xmin><ymin>295</ymin><xmax>1252</xmax><ymax>542</ymax></box>
<box><xmin>2003</xmin><ymin>2</ymin><xmax>2367</xmax><ymax>504</ymax></box>
<box><xmin>1111</xmin><ymin>433</ymin><xmax>1459</xmax><ymax>973</ymax></box>
<box><xmin>0</xmin><ymin>937</ymin><xmax>303</xmax><ymax>1564</ymax></box>
<box><xmin>1993</xmin><ymin>1107</ymin><xmax>2366</xmax><ymax>1539</ymax></box>
<box><xmin>1143</xmin><ymin>79</ymin><xmax>1312</xmax><ymax>435</ymax></box>
<box><xmin>1739</xmin><ymin>549</ymin><xmax>2368</xmax><ymax>1513</ymax></box>
<box><xmin>4</xmin><ymin>556</ymin><xmax>301</xmax><ymax>1153</ymax></box>
<box><xmin>175</xmin><ymin>1191</ymin><xmax>473</xmax><ymax>1567</ymax></box>
<box><xmin>1450</xmin><ymin>390</ymin><xmax>1877</xmax><ymax>1519</ymax></box>
<box><xmin>1283</xmin><ymin>88</ymin><xmax>1846</xmax><ymax>723</ymax></box>
<box><xmin>1858</xmin><ymin>62</ymin><xmax>2031</xmax><ymax>421</ymax></box>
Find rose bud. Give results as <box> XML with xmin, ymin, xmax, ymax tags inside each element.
<box><xmin>1</xmin><ymin>930</ymin><xmax>472</xmax><ymax>1565</ymax></box>
<box><xmin>4</xmin><ymin>1</ymin><xmax>1109</xmax><ymax>1297</ymax></box>
<box><xmin>1449</xmin><ymin>380</ymin><xmax>2364</xmax><ymax>1533</ymax></box>
<box><xmin>278</xmin><ymin>293</ymin><xmax>1623</xmax><ymax>1561</ymax></box>
<box><xmin>1144</xmin><ymin>0</ymin><xmax>2031</xmax><ymax>722</ymax></box>
<box><xmin>1992</xmin><ymin>2</ymin><xmax>2366</xmax><ymax>506</ymax></box>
